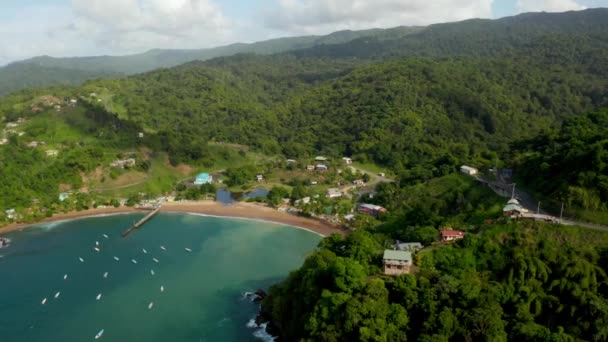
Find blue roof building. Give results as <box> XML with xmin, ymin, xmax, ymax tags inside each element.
<box><xmin>194</xmin><ymin>173</ymin><xmax>213</xmax><ymax>185</ymax></box>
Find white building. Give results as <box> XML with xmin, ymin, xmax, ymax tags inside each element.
<box><xmin>460</xmin><ymin>165</ymin><xmax>478</xmax><ymax>176</ymax></box>
<box><xmin>326</xmin><ymin>188</ymin><xmax>342</xmax><ymax>199</ymax></box>
<box><xmin>342</xmin><ymin>157</ymin><xmax>353</xmax><ymax>164</ymax></box>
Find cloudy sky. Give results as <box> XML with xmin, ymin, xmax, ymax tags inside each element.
<box><xmin>0</xmin><ymin>0</ymin><xmax>606</xmax><ymax>65</ymax></box>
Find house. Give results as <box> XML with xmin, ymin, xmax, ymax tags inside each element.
<box><xmin>5</xmin><ymin>122</ymin><xmax>18</xmax><ymax>128</ymax></box>
<box><xmin>110</xmin><ymin>158</ymin><xmax>136</xmax><ymax>169</ymax></box>
<box><xmin>69</xmin><ymin>99</ymin><xmax>78</xmax><ymax>105</ymax></box>
<box><xmin>5</xmin><ymin>209</ymin><xmax>15</xmax><ymax>220</ymax></box>
<box><xmin>256</xmin><ymin>174</ymin><xmax>264</xmax><ymax>182</ymax></box>
<box><xmin>138</xmin><ymin>132</ymin><xmax>144</xmax><ymax>138</ymax></box>
<box><xmin>503</xmin><ymin>198</ymin><xmax>527</xmax><ymax>217</ymax></box>
<box><xmin>286</xmin><ymin>159</ymin><xmax>297</xmax><ymax>163</ymax></box>
<box><xmin>441</xmin><ymin>230</ymin><xmax>465</xmax><ymax>242</ymax></box>
<box><xmin>59</xmin><ymin>192</ymin><xmax>70</xmax><ymax>202</ymax></box>
<box><xmin>316</xmin><ymin>164</ymin><xmax>329</xmax><ymax>171</ymax></box>
<box><xmin>342</xmin><ymin>157</ymin><xmax>353</xmax><ymax>164</ymax></box>
<box><xmin>460</xmin><ymin>165</ymin><xmax>478</xmax><ymax>176</ymax></box>
<box><xmin>394</xmin><ymin>241</ymin><xmax>423</xmax><ymax>252</ymax></box>
<box><xmin>326</xmin><ymin>188</ymin><xmax>342</xmax><ymax>199</ymax></box>
<box><xmin>344</xmin><ymin>214</ymin><xmax>355</xmax><ymax>221</ymax></box>
<box><xmin>306</xmin><ymin>165</ymin><xmax>315</xmax><ymax>171</ymax></box>
<box><xmin>28</xmin><ymin>141</ymin><xmax>41</xmax><ymax>148</ymax></box>
<box><xmin>0</xmin><ymin>138</ymin><xmax>8</xmax><ymax>145</ymax></box>
<box><xmin>310</xmin><ymin>181</ymin><xmax>318</xmax><ymax>185</ymax></box>
<box><xmin>45</xmin><ymin>149</ymin><xmax>59</xmax><ymax>157</ymax></box>
<box><xmin>315</xmin><ymin>156</ymin><xmax>328</xmax><ymax>162</ymax></box>
<box><xmin>378</xmin><ymin>173</ymin><xmax>386</xmax><ymax>177</ymax></box>
<box><xmin>383</xmin><ymin>250</ymin><xmax>413</xmax><ymax>275</ymax></box>
<box><xmin>194</xmin><ymin>172</ymin><xmax>213</xmax><ymax>185</ymax></box>
<box><xmin>358</xmin><ymin>203</ymin><xmax>387</xmax><ymax>216</ymax></box>
<box><xmin>353</xmin><ymin>179</ymin><xmax>365</xmax><ymax>186</ymax></box>
<box><xmin>295</xmin><ymin>197</ymin><xmax>311</xmax><ymax>205</ymax></box>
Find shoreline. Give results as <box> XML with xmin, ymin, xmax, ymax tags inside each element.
<box><xmin>0</xmin><ymin>201</ymin><xmax>345</xmax><ymax>237</ymax></box>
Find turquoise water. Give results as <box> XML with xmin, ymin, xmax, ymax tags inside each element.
<box><xmin>0</xmin><ymin>213</ymin><xmax>321</xmax><ymax>341</ymax></box>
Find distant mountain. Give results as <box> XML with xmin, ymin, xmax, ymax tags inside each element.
<box><xmin>0</xmin><ymin>26</ymin><xmax>422</xmax><ymax>97</ymax></box>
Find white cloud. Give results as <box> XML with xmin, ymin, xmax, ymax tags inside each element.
<box><xmin>0</xmin><ymin>0</ymin><xmax>236</xmax><ymax>65</ymax></box>
<box><xmin>516</xmin><ymin>0</ymin><xmax>586</xmax><ymax>13</ymax></box>
<box><xmin>263</xmin><ymin>0</ymin><xmax>494</xmax><ymax>34</ymax></box>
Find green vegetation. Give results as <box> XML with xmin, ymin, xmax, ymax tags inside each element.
<box><xmin>262</xmin><ymin>222</ymin><xmax>608</xmax><ymax>341</ymax></box>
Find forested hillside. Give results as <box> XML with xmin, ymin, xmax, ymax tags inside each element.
<box><xmin>0</xmin><ymin>26</ymin><xmax>421</xmax><ymax>97</ymax></box>
<box><xmin>262</xmin><ymin>223</ymin><xmax>608</xmax><ymax>341</ymax></box>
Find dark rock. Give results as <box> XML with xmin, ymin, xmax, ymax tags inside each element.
<box><xmin>253</xmin><ymin>289</ymin><xmax>267</xmax><ymax>302</ymax></box>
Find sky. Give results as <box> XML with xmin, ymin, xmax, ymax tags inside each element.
<box><xmin>0</xmin><ymin>0</ymin><xmax>606</xmax><ymax>65</ymax></box>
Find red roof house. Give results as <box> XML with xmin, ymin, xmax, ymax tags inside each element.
<box><xmin>441</xmin><ymin>230</ymin><xmax>465</xmax><ymax>242</ymax></box>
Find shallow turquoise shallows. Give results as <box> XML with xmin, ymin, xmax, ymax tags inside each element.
<box><xmin>0</xmin><ymin>213</ymin><xmax>321</xmax><ymax>341</ymax></box>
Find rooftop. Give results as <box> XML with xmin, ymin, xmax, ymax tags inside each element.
<box><xmin>441</xmin><ymin>230</ymin><xmax>465</xmax><ymax>237</ymax></box>
<box><xmin>383</xmin><ymin>250</ymin><xmax>412</xmax><ymax>262</ymax></box>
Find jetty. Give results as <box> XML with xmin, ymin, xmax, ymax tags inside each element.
<box><xmin>122</xmin><ymin>206</ymin><xmax>161</xmax><ymax>237</ymax></box>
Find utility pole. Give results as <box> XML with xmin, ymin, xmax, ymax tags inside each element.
<box><xmin>511</xmin><ymin>183</ymin><xmax>516</xmax><ymax>199</ymax></box>
<box><xmin>537</xmin><ymin>201</ymin><xmax>541</xmax><ymax>214</ymax></box>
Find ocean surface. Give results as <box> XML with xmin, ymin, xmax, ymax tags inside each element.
<box><xmin>0</xmin><ymin>213</ymin><xmax>321</xmax><ymax>341</ymax></box>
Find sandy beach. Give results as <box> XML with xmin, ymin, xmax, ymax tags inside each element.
<box><xmin>0</xmin><ymin>201</ymin><xmax>345</xmax><ymax>237</ymax></box>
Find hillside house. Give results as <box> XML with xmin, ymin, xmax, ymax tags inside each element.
<box><xmin>326</xmin><ymin>188</ymin><xmax>342</xmax><ymax>199</ymax></box>
<box><xmin>286</xmin><ymin>159</ymin><xmax>297</xmax><ymax>163</ymax></box>
<box><xmin>441</xmin><ymin>230</ymin><xmax>465</xmax><ymax>242</ymax></box>
<box><xmin>460</xmin><ymin>165</ymin><xmax>478</xmax><ymax>175</ymax></box>
<box><xmin>256</xmin><ymin>174</ymin><xmax>264</xmax><ymax>182</ymax></box>
<box><xmin>353</xmin><ymin>179</ymin><xmax>365</xmax><ymax>186</ymax></box>
<box><xmin>316</xmin><ymin>164</ymin><xmax>329</xmax><ymax>171</ymax></box>
<box><xmin>45</xmin><ymin>149</ymin><xmax>59</xmax><ymax>157</ymax></box>
<box><xmin>28</xmin><ymin>141</ymin><xmax>45</xmax><ymax>148</ymax></box>
<box><xmin>5</xmin><ymin>122</ymin><xmax>18</xmax><ymax>128</ymax></box>
<box><xmin>194</xmin><ymin>173</ymin><xmax>213</xmax><ymax>185</ymax></box>
<box><xmin>306</xmin><ymin>165</ymin><xmax>315</xmax><ymax>171</ymax></box>
<box><xmin>383</xmin><ymin>250</ymin><xmax>412</xmax><ymax>275</ymax></box>
<box><xmin>342</xmin><ymin>157</ymin><xmax>353</xmax><ymax>164</ymax></box>
<box><xmin>5</xmin><ymin>209</ymin><xmax>15</xmax><ymax>220</ymax></box>
<box><xmin>59</xmin><ymin>192</ymin><xmax>70</xmax><ymax>202</ymax></box>
<box><xmin>358</xmin><ymin>203</ymin><xmax>387</xmax><ymax>216</ymax></box>
<box><xmin>110</xmin><ymin>158</ymin><xmax>136</xmax><ymax>169</ymax></box>
<box><xmin>503</xmin><ymin>198</ymin><xmax>527</xmax><ymax>217</ymax></box>
<box><xmin>138</xmin><ymin>132</ymin><xmax>144</xmax><ymax>138</ymax></box>
<box><xmin>0</xmin><ymin>138</ymin><xmax>8</xmax><ymax>145</ymax></box>
<box><xmin>315</xmin><ymin>156</ymin><xmax>328</xmax><ymax>162</ymax></box>
<box><xmin>295</xmin><ymin>197</ymin><xmax>311</xmax><ymax>205</ymax></box>
<box><xmin>394</xmin><ymin>241</ymin><xmax>423</xmax><ymax>252</ymax></box>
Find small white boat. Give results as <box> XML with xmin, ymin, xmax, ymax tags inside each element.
<box><xmin>95</xmin><ymin>241</ymin><xmax>99</xmax><ymax>246</ymax></box>
<box><xmin>152</xmin><ymin>258</ymin><xmax>159</xmax><ymax>263</ymax></box>
<box><xmin>113</xmin><ymin>256</ymin><xmax>120</xmax><ymax>261</ymax></box>
<box><xmin>41</xmin><ymin>298</ymin><xmax>47</xmax><ymax>305</ymax></box>
<box><xmin>94</xmin><ymin>329</ymin><xmax>104</xmax><ymax>340</ymax></box>
<box><xmin>160</xmin><ymin>286</ymin><xmax>164</xmax><ymax>293</ymax></box>
<box><xmin>96</xmin><ymin>293</ymin><xmax>102</xmax><ymax>301</ymax></box>
<box><xmin>94</xmin><ymin>247</ymin><xmax>100</xmax><ymax>252</ymax></box>
<box><xmin>148</xmin><ymin>302</ymin><xmax>154</xmax><ymax>310</ymax></box>
<box><xmin>131</xmin><ymin>259</ymin><xmax>137</xmax><ymax>264</ymax></box>
<box><xmin>160</xmin><ymin>246</ymin><xmax>166</xmax><ymax>251</ymax></box>
<box><xmin>150</xmin><ymin>269</ymin><xmax>155</xmax><ymax>276</ymax></box>
<box><xmin>103</xmin><ymin>234</ymin><xmax>109</xmax><ymax>239</ymax></box>
<box><xmin>54</xmin><ymin>291</ymin><xmax>60</xmax><ymax>299</ymax></box>
<box><xmin>142</xmin><ymin>248</ymin><xmax>148</xmax><ymax>254</ymax></box>
<box><xmin>63</xmin><ymin>274</ymin><xmax>68</xmax><ymax>280</ymax></box>
<box><xmin>79</xmin><ymin>257</ymin><xmax>85</xmax><ymax>263</ymax></box>
<box><xmin>103</xmin><ymin>272</ymin><xmax>108</xmax><ymax>279</ymax></box>
<box><xmin>184</xmin><ymin>248</ymin><xmax>192</xmax><ymax>252</ymax></box>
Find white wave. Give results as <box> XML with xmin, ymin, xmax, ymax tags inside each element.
<box><xmin>247</xmin><ymin>318</ymin><xmax>277</xmax><ymax>341</ymax></box>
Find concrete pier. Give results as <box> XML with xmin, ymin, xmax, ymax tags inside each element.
<box><xmin>122</xmin><ymin>206</ymin><xmax>161</xmax><ymax>237</ymax></box>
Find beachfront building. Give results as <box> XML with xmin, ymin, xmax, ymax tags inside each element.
<box><xmin>194</xmin><ymin>173</ymin><xmax>213</xmax><ymax>185</ymax></box>
<box><xmin>441</xmin><ymin>230</ymin><xmax>465</xmax><ymax>242</ymax></box>
<box><xmin>358</xmin><ymin>203</ymin><xmax>387</xmax><ymax>216</ymax></box>
<box><xmin>460</xmin><ymin>165</ymin><xmax>478</xmax><ymax>176</ymax></box>
<box><xmin>383</xmin><ymin>250</ymin><xmax>413</xmax><ymax>275</ymax></box>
